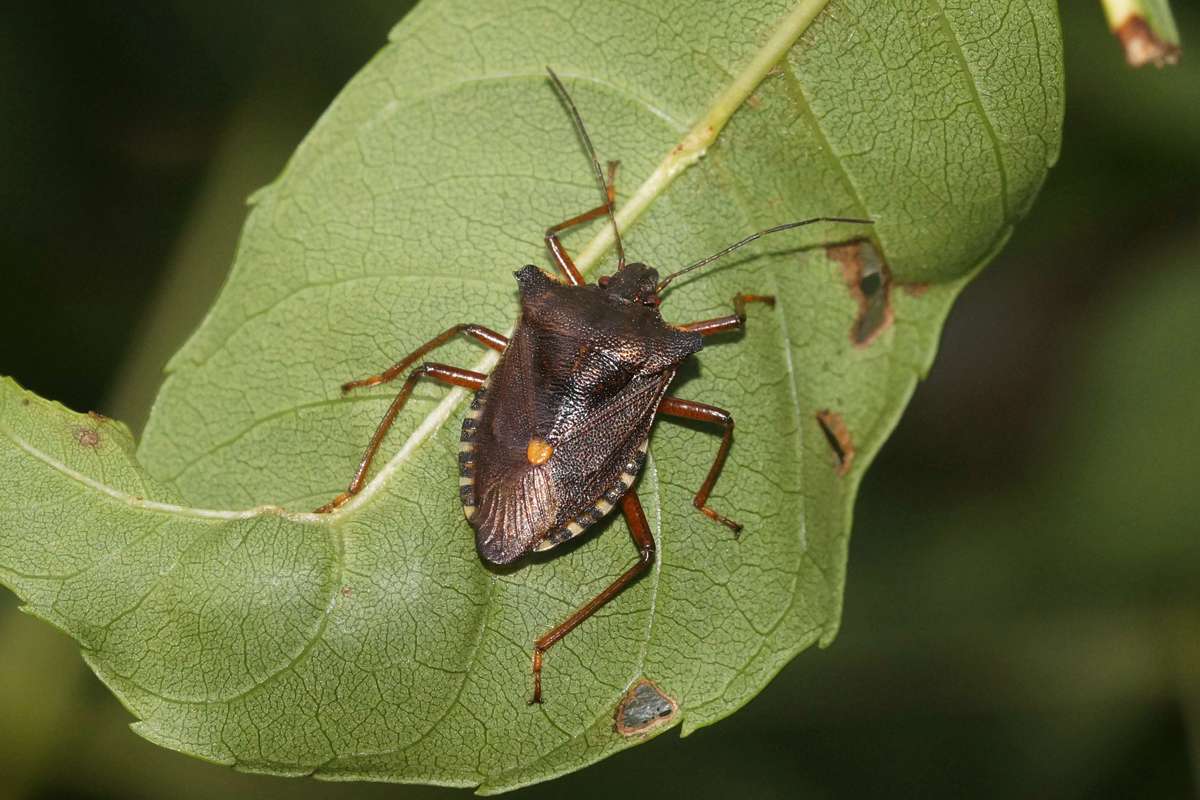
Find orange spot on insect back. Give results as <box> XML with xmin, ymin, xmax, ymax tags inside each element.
<box><xmin>526</xmin><ymin>438</ymin><xmax>554</xmax><ymax>465</ymax></box>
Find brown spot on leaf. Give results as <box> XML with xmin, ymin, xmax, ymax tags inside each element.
<box><xmin>87</xmin><ymin>411</ymin><xmax>110</xmax><ymax>423</ymax></box>
<box><xmin>746</xmin><ymin>94</ymin><xmax>762</xmax><ymax>110</ymax></box>
<box><xmin>902</xmin><ymin>282</ymin><xmax>930</xmax><ymax>298</ymax></box>
<box><xmin>73</xmin><ymin>426</ymin><xmax>101</xmax><ymax>448</ymax></box>
<box><xmin>340</xmin><ymin>586</ymin><xmax>353</xmax><ymax>598</ymax></box>
<box><xmin>816</xmin><ymin>410</ymin><xmax>854</xmax><ymax>476</ymax></box>
<box><xmin>826</xmin><ymin>240</ymin><xmax>893</xmax><ymax>346</ymax></box>
<box><xmin>614</xmin><ymin>679</ymin><xmax>677</xmax><ymax>736</ymax></box>
<box><xmin>1114</xmin><ymin>16</ymin><xmax>1180</xmax><ymax>68</ymax></box>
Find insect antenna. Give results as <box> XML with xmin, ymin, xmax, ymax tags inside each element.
<box><xmin>546</xmin><ymin>67</ymin><xmax>627</xmax><ymax>269</ymax></box>
<box><xmin>655</xmin><ymin>216</ymin><xmax>874</xmax><ymax>293</ymax></box>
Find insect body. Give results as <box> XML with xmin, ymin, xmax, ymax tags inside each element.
<box><xmin>316</xmin><ymin>68</ymin><xmax>869</xmax><ymax>703</ymax></box>
<box><xmin>463</xmin><ymin>262</ymin><xmax>700</xmax><ymax>565</ymax></box>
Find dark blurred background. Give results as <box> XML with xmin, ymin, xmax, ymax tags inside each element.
<box><xmin>2</xmin><ymin>3</ymin><xmax>1198</xmax><ymax>799</ymax></box>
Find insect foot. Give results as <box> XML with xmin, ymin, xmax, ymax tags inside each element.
<box><xmin>529</xmin><ymin>647</ymin><xmax>547</xmax><ymax>705</ymax></box>
<box><xmin>698</xmin><ymin>502</ymin><xmax>743</xmax><ymax>537</ymax></box>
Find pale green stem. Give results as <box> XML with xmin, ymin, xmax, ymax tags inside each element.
<box><xmin>573</xmin><ymin>0</ymin><xmax>833</xmax><ymax>274</ymax></box>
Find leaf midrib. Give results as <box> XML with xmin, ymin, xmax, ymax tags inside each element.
<box><xmin>323</xmin><ymin>0</ymin><xmax>836</xmax><ymax>526</ymax></box>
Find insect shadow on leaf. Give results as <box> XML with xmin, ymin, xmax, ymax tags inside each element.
<box><xmin>315</xmin><ymin>67</ymin><xmax>872</xmax><ymax>704</ymax></box>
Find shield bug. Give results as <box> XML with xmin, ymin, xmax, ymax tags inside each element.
<box><xmin>316</xmin><ymin>68</ymin><xmax>871</xmax><ymax>703</ymax></box>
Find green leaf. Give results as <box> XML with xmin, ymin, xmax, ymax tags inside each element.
<box><xmin>0</xmin><ymin>0</ymin><xmax>1062</xmax><ymax>791</ymax></box>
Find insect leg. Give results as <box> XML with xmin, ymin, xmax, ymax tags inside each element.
<box><xmin>530</xmin><ymin>488</ymin><xmax>654</xmax><ymax>704</ymax></box>
<box><xmin>315</xmin><ymin>363</ymin><xmax>486</xmax><ymax>513</ymax></box>
<box><xmin>340</xmin><ymin>325</ymin><xmax>506</xmax><ymax>391</ymax></box>
<box><xmin>545</xmin><ymin>161</ymin><xmax>619</xmax><ymax>286</ymax></box>
<box><xmin>656</xmin><ymin>396</ymin><xmax>742</xmax><ymax>534</ymax></box>
<box><xmin>677</xmin><ymin>294</ymin><xmax>775</xmax><ymax>336</ymax></box>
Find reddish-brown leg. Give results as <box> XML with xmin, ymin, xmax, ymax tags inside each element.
<box><xmin>315</xmin><ymin>363</ymin><xmax>487</xmax><ymax>513</ymax></box>
<box><xmin>545</xmin><ymin>160</ymin><xmax>619</xmax><ymax>286</ymax></box>
<box><xmin>678</xmin><ymin>294</ymin><xmax>775</xmax><ymax>336</ymax></box>
<box><xmin>656</xmin><ymin>396</ymin><xmax>742</xmax><ymax>534</ymax></box>
<box><xmin>341</xmin><ymin>324</ymin><xmax>507</xmax><ymax>392</ymax></box>
<box><xmin>530</xmin><ymin>488</ymin><xmax>654</xmax><ymax>704</ymax></box>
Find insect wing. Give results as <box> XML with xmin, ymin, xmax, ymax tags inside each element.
<box><xmin>463</xmin><ymin>327</ymin><xmax>555</xmax><ymax>564</ymax></box>
<box><xmin>465</xmin><ymin>323</ymin><xmax>674</xmax><ymax>563</ymax></box>
<box><xmin>545</xmin><ymin>367</ymin><xmax>672</xmax><ymax>521</ymax></box>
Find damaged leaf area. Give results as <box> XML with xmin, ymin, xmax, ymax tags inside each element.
<box><xmin>72</xmin><ymin>425</ymin><xmax>101</xmax><ymax>448</ymax></box>
<box><xmin>826</xmin><ymin>240</ymin><xmax>893</xmax><ymax>347</ymax></box>
<box><xmin>816</xmin><ymin>410</ymin><xmax>855</xmax><ymax>476</ymax></box>
<box><xmin>1103</xmin><ymin>0</ymin><xmax>1182</xmax><ymax>67</ymax></box>
<box><xmin>0</xmin><ymin>0</ymin><xmax>1063</xmax><ymax>793</ymax></box>
<box><xmin>615</xmin><ymin>679</ymin><xmax>678</xmax><ymax>736</ymax></box>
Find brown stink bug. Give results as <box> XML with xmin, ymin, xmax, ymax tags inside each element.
<box><xmin>315</xmin><ymin>68</ymin><xmax>870</xmax><ymax>703</ymax></box>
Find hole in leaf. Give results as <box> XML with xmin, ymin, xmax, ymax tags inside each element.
<box><xmin>614</xmin><ymin>679</ymin><xmax>677</xmax><ymax>736</ymax></box>
<box><xmin>826</xmin><ymin>240</ymin><xmax>893</xmax><ymax>346</ymax></box>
